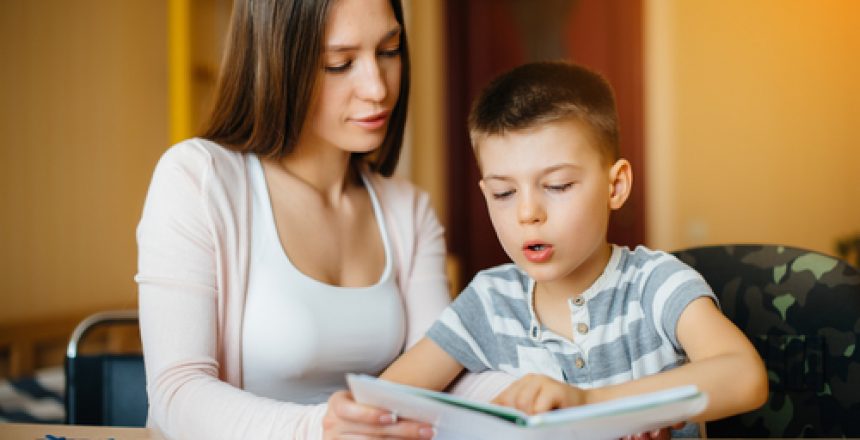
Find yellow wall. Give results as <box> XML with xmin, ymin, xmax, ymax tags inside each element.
<box><xmin>403</xmin><ymin>0</ymin><xmax>448</xmax><ymax>225</ymax></box>
<box><xmin>646</xmin><ymin>0</ymin><xmax>860</xmax><ymax>255</ymax></box>
<box><xmin>7</xmin><ymin>0</ymin><xmax>857</xmax><ymax>326</ymax></box>
<box><xmin>0</xmin><ymin>1</ymin><xmax>168</xmax><ymax>324</ymax></box>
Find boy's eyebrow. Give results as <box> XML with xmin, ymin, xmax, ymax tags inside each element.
<box><xmin>541</xmin><ymin>163</ymin><xmax>582</xmax><ymax>174</ymax></box>
<box><xmin>482</xmin><ymin>163</ymin><xmax>582</xmax><ymax>181</ymax></box>
<box><xmin>326</xmin><ymin>26</ymin><xmax>402</xmax><ymax>52</ymax></box>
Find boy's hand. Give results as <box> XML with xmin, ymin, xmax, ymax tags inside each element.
<box><xmin>491</xmin><ymin>373</ymin><xmax>588</xmax><ymax>414</ymax></box>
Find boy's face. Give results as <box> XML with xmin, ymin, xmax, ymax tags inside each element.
<box><xmin>476</xmin><ymin>119</ymin><xmax>630</xmax><ymax>285</ymax></box>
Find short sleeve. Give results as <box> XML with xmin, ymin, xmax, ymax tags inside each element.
<box><xmin>426</xmin><ymin>286</ymin><xmax>496</xmax><ymax>373</ymax></box>
<box><xmin>641</xmin><ymin>254</ymin><xmax>718</xmax><ymax>352</ymax></box>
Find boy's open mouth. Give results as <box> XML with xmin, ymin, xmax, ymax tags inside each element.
<box><xmin>522</xmin><ymin>242</ymin><xmax>554</xmax><ymax>263</ymax></box>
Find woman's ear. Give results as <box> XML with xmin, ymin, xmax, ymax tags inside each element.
<box><xmin>608</xmin><ymin>159</ymin><xmax>632</xmax><ymax>211</ymax></box>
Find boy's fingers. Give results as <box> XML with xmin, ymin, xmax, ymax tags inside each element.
<box><xmin>491</xmin><ymin>382</ymin><xmax>522</xmax><ymax>407</ymax></box>
<box><xmin>513</xmin><ymin>382</ymin><xmax>542</xmax><ymax>414</ymax></box>
<box><xmin>532</xmin><ymin>387</ymin><xmax>560</xmax><ymax>414</ymax></box>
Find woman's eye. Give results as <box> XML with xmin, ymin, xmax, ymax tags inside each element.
<box><xmin>379</xmin><ymin>46</ymin><xmax>401</xmax><ymax>58</ymax></box>
<box><xmin>545</xmin><ymin>182</ymin><xmax>573</xmax><ymax>192</ymax></box>
<box><xmin>324</xmin><ymin>60</ymin><xmax>352</xmax><ymax>73</ymax></box>
<box><xmin>492</xmin><ymin>190</ymin><xmax>515</xmax><ymax>200</ymax></box>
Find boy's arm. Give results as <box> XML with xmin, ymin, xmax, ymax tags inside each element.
<box><xmin>585</xmin><ymin>297</ymin><xmax>768</xmax><ymax>422</ymax></box>
<box><xmin>381</xmin><ymin>337</ymin><xmax>465</xmax><ymax>391</ymax></box>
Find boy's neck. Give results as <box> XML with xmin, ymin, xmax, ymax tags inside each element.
<box><xmin>535</xmin><ymin>242</ymin><xmax>614</xmax><ymax>300</ymax></box>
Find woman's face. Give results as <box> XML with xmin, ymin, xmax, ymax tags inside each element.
<box><xmin>299</xmin><ymin>0</ymin><xmax>402</xmax><ymax>155</ymax></box>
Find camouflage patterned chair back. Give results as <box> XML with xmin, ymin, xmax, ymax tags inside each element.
<box><xmin>672</xmin><ymin>244</ymin><xmax>860</xmax><ymax>438</ymax></box>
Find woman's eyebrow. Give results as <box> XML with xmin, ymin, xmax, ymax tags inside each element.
<box><xmin>326</xmin><ymin>26</ymin><xmax>402</xmax><ymax>52</ymax></box>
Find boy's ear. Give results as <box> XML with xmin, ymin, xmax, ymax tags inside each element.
<box><xmin>608</xmin><ymin>159</ymin><xmax>632</xmax><ymax>210</ymax></box>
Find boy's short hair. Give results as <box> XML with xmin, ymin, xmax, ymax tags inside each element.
<box><xmin>468</xmin><ymin>61</ymin><xmax>620</xmax><ymax>163</ymax></box>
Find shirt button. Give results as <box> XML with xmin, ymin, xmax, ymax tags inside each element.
<box><xmin>573</xmin><ymin>297</ymin><xmax>585</xmax><ymax>306</ymax></box>
<box><xmin>575</xmin><ymin>357</ymin><xmax>585</xmax><ymax>369</ymax></box>
<box><xmin>576</xmin><ymin>323</ymin><xmax>589</xmax><ymax>334</ymax></box>
<box><xmin>529</xmin><ymin>322</ymin><xmax>541</xmax><ymax>341</ymax></box>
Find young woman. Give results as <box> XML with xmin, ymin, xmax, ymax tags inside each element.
<box><xmin>135</xmin><ymin>0</ymin><xmax>511</xmax><ymax>438</ymax></box>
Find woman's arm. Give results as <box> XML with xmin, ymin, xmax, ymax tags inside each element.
<box><xmin>137</xmin><ymin>145</ymin><xmax>331</xmax><ymax>439</ymax></box>
<box><xmin>392</xmin><ymin>186</ymin><xmax>518</xmax><ymax>400</ymax></box>
<box><xmin>396</xmin><ymin>187</ymin><xmax>452</xmax><ymax>347</ymax></box>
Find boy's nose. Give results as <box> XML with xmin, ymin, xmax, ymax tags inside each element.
<box><xmin>517</xmin><ymin>196</ymin><xmax>546</xmax><ymax>225</ymax></box>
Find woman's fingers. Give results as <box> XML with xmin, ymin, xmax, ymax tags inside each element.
<box><xmin>333</xmin><ymin>421</ymin><xmax>434</xmax><ymax>439</ymax></box>
<box><xmin>324</xmin><ymin>390</ymin><xmax>434</xmax><ymax>439</ymax></box>
<box><xmin>329</xmin><ymin>391</ymin><xmax>393</xmax><ymax>424</ymax></box>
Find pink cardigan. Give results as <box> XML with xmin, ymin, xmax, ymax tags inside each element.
<box><xmin>136</xmin><ymin>139</ymin><xmax>512</xmax><ymax>439</ymax></box>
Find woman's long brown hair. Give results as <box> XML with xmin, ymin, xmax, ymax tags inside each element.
<box><xmin>202</xmin><ymin>0</ymin><xmax>410</xmax><ymax>177</ymax></box>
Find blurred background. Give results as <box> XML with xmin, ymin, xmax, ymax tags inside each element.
<box><xmin>1</xmin><ymin>0</ymin><xmax>858</xmax><ymax>378</ymax></box>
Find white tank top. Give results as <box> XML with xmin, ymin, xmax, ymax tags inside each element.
<box><xmin>242</xmin><ymin>155</ymin><xmax>405</xmax><ymax>403</ymax></box>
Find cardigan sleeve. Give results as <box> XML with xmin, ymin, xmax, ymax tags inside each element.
<box><xmin>135</xmin><ymin>143</ymin><xmax>326</xmax><ymax>440</ymax></box>
<box><xmin>388</xmin><ymin>180</ymin><xmax>518</xmax><ymax>401</ymax></box>
<box><xmin>395</xmin><ymin>187</ymin><xmax>453</xmax><ymax>349</ymax></box>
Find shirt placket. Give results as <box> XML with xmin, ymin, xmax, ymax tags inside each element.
<box><xmin>562</xmin><ymin>295</ymin><xmax>592</xmax><ymax>385</ymax></box>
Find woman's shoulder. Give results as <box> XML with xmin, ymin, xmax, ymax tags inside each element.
<box><xmin>152</xmin><ymin>138</ymin><xmax>247</xmax><ymax>187</ymax></box>
<box><xmin>149</xmin><ymin>138</ymin><xmax>248</xmax><ymax>203</ymax></box>
<box><xmin>158</xmin><ymin>137</ymin><xmax>243</xmax><ymax>168</ymax></box>
<box><xmin>363</xmin><ymin>169</ymin><xmax>429</xmax><ymax>208</ymax></box>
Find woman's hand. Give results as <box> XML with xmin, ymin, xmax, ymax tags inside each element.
<box><xmin>323</xmin><ymin>390</ymin><xmax>435</xmax><ymax>439</ymax></box>
<box><xmin>491</xmin><ymin>374</ymin><xmax>588</xmax><ymax>414</ymax></box>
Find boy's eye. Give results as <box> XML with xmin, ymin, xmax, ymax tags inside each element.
<box><xmin>492</xmin><ymin>189</ymin><xmax>515</xmax><ymax>200</ymax></box>
<box><xmin>324</xmin><ymin>60</ymin><xmax>352</xmax><ymax>73</ymax></box>
<box><xmin>545</xmin><ymin>182</ymin><xmax>574</xmax><ymax>192</ymax></box>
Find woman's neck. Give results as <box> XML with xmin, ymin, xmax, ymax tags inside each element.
<box><xmin>272</xmin><ymin>143</ymin><xmax>358</xmax><ymax>205</ymax></box>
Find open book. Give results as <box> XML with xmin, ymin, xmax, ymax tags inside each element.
<box><xmin>347</xmin><ymin>374</ymin><xmax>708</xmax><ymax>440</ymax></box>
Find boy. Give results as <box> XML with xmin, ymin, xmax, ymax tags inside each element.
<box><xmin>380</xmin><ymin>62</ymin><xmax>767</xmax><ymax>437</ymax></box>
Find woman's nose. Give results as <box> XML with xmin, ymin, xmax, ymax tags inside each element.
<box><xmin>355</xmin><ymin>60</ymin><xmax>387</xmax><ymax>103</ymax></box>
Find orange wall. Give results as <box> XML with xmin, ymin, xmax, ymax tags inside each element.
<box><xmin>646</xmin><ymin>0</ymin><xmax>860</xmax><ymax>255</ymax></box>
<box><xmin>0</xmin><ymin>1</ymin><xmax>168</xmax><ymax>324</ymax></box>
<box><xmin>402</xmin><ymin>0</ymin><xmax>448</xmax><ymax>225</ymax></box>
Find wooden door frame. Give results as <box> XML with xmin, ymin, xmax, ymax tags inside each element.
<box><xmin>444</xmin><ymin>0</ymin><xmax>645</xmax><ymax>288</ymax></box>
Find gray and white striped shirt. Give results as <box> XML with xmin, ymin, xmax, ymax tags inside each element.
<box><xmin>428</xmin><ymin>245</ymin><xmax>717</xmax><ymax>389</ymax></box>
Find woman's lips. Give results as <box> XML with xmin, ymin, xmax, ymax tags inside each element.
<box><xmin>351</xmin><ymin>111</ymin><xmax>389</xmax><ymax>130</ymax></box>
<box><xmin>523</xmin><ymin>242</ymin><xmax>554</xmax><ymax>263</ymax></box>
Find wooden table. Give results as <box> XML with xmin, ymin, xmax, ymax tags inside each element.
<box><xmin>0</xmin><ymin>422</ymin><xmax>164</xmax><ymax>439</ymax></box>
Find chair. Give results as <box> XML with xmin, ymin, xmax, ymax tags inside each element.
<box><xmin>672</xmin><ymin>244</ymin><xmax>860</xmax><ymax>438</ymax></box>
<box><xmin>65</xmin><ymin>309</ymin><xmax>148</xmax><ymax>426</ymax></box>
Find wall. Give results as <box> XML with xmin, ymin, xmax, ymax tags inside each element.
<box><xmin>646</xmin><ymin>0</ymin><xmax>860</xmax><ymax>255</ymax></box>
<box><xmin>402</xmin><ymin>0</ymin><xmax>448</xmax><ymax>225</ymax></box>
<box><xmin>0</xmin><ymin>1</ymin><xmax>168</xmax><ymax>324</ymax></box>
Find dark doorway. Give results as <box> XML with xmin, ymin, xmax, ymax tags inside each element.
<box><xmin>445</xmin><ymin>0</ymin><xmax>645</xmax><ymax>289</ymax></box>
